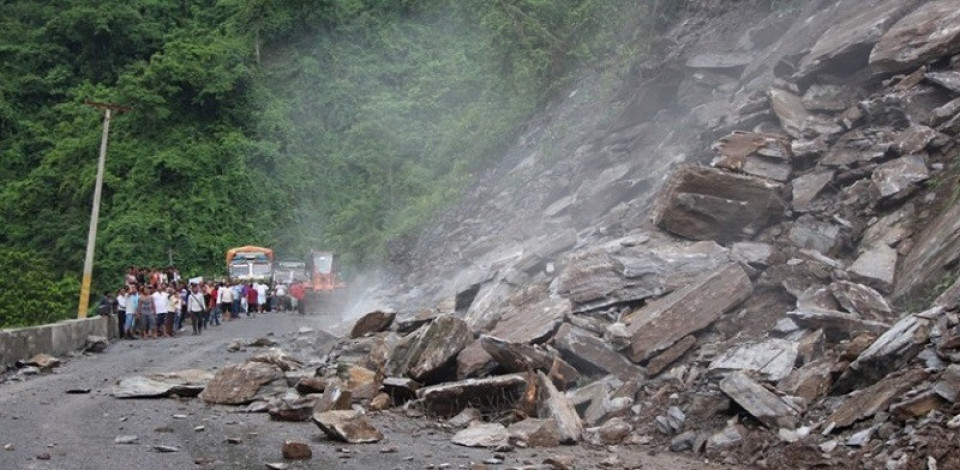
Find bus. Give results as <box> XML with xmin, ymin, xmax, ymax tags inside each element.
<box><xmin>225</xmin><ymin>246</ymin><xmax>274</xmax><ymax>283</ymax></box>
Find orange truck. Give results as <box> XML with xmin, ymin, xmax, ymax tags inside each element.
<box><xmin>301</xmin><ymin>250</ymin><xmax>347</xmax><ymax>313</ymax></box>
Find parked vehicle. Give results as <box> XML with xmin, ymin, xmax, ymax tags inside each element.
<box><xmin>225</xmin><ymin>245</ymin><xmax>274</xmax><ymax>283</ymax></box>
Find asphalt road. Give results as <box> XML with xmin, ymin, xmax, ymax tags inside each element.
<box><xmin>0</xmin><ymin>311</ymin><xmax>740</xmax><ymax>470</ymax></box>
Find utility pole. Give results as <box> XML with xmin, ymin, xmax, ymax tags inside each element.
<box><xmin>77</xmin><ymin>101</ymin><xmax>131</xmax><ymax>319</ymax></box>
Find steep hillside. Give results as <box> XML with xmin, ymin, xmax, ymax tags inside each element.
<box><xmin>336</xmin><ymin>0</ymin><xmax>960</xmax><ymax>467</ymax></box>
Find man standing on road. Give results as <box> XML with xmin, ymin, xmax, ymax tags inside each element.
<box><xmin>188</xmin><ymin>284</ymin><xmax>205</xmax><ymax>335</ymax></box>
<box><xmin>116</xmin><ymin>288</ymin><xmax>128</xmax><ymax>338</ymax></box>
<box><xmin>153</xmin><ymin>286</ymin><xmax>170</xmax><ymax>338</ymax></box>
<box><xmin>220</xmin><ymin>282</ymin><xmax>235</xmax><ymax>320</ymax></box>
<box><xmin>124</xmin><ymin>285</ymin><xmax>139</xmax><ymax>339</ymax></box>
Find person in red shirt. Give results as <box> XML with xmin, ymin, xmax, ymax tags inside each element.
<box><xmin>246</xmin><ymin>283</ymin><xmax>259</xmax><ymax>317</ymax></box>
<box><xmin>290</xmin><ymin>283</ymin><xmax>306</xmax><ymax>316</ymax></box>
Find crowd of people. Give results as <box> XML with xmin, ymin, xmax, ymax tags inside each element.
<box><xmin>97</xmin><ymin>266</ymin><xmax>304</xmax><ymax>338</ymax></box>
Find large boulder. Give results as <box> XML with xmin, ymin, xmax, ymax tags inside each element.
<box><xmin>870</xmin><ymin>0</ymin><xmax>960</xmax><ymax>75</ymax></box>
<box><xmin>652</xmin><ymin>165</ymin><xmax>785</xmax><ymax>245</ymax></box>
<box><xmin>112</xmin><ymin>369</ymin><xmax>214</xmax><ymax>399</ymax></box>
<box><xmin>199</xmin><ymin>362</ymin><xmax>284</xmax><ymax>405</ymax></box>
<box><xmin>626</xmin><ymin>263</ymin><xmax>753</xmax><ymax>363</ymax></box>
<box><xmin>405</xmin><ymin>315</ymin><xmax>472</xmax><ymax>383</ymax></box>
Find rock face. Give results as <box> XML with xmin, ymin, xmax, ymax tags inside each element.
<box><xmin>312</xmin><ymin>410</ymin><xmax>383</xmax><ymax>444</ymax></box>
<box><xmin>199</xmin><ymin>362</ymin><xmax>283</xmax><ymax>405</ymax></box>
<box><xmin>869</xmin><ymin>0</ymin><xmax>960</xmax><ymax>75</ymax></box>
<box><xmin>653</xmin><ymin>166</ymin><xmax>785</xmax><ymax>244</ymax></box>
<box><xmin>626</xmin><ymin>263</ymin><xmax>753</xmax><ymax>363</ymax></box>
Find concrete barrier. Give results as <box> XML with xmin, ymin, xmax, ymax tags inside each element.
<box><xmin>0</xmin><ymin>315</ymin><xmax>118</xmax><ymax>367</ymax></box>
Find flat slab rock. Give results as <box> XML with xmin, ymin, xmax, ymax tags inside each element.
<box><xmin>198</xmin><ymin>361</ymin><xmax>284</xmax><ymax>405</ymax></box>
<box><xmin>825</xmin><ymin>368</ymin><xmax>929</xmax><ymax>429</ymax></box>
<box><xmin>721</xmin><ymin>371</ymin><xmax>800</xmax><ymax>429</ymax></box>
<box><xmin>833</xmin><ymin>310</ymin><xmax>935</xmax><ymax>393</ymax></box>
<box><xmin>869</xmin><ymin>0</ymin><xmax>960</xmax><ymax>75</ymax></box>
<box><xmin>406</xmin><ymin>315</ymin><xmax>473</xmax><ymax>382</ymax></box>
<box><xmin>708</xmin><ymin>339</ymin><xmax>799</xmax><ymax>382</ymax></box>
<box><xmin>112</xmin><ymin>369</ymin><xmax>214</xmax><ymax>398</ymax></box>
<box><xmin>626</xmin><ymin>263</ymin><xmax>753</xmax><ymax>363</ymax></box>
<box><xmin>312</xmin><ymin>410</ymin><xmax>383</xmax><ymax>443</ymax></box>
<box><xmin>553</xmin><ymin>323</ymin><xmax>645</xmax><ymax>380</ymax></box>
<box><xmin>451</xmin><ymin>422</ymin><xmax>510</xmax><ymax>448</ymax></box>
<box><xmin>652</xmin><ymin>165</ymin><xmax>785</xmax><ymax>244</ymax></box>
<box><xmin>536</xmin><ymin>371</ymin><xmax>582</xmax><ymax>444</ymax></box>
<box><xmin>418</xmin><ymin>374</ymin><xmax>529</xmax><ymax>418</ymax></box>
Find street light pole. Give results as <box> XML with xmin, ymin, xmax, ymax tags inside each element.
<box><xmin>78</xmin><ymin>101</ymin><xmax>130</xmax><ymax>319</ymax></box>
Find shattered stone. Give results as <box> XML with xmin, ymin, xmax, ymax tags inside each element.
<box><xmin>731</xmin><ymin>242</ymin><xmax>774</xmax><ymax>268</ymax></box>
<box><xmin>802</xmin><ymin>84</ymin><xmax>865</xmax><ymax>112</ymax></box>
<box><xmin>268</xmin><ymin>393</ymin><xmax>320</xmax><ymax>422</ymax></box>
<box><xmin>869</xmin><ymin>1</ymin><xmax>960</xmax><ymax>75</ymax></box>
<box><xmin>860</xmin><ymin>204</ymin><xmax>914</xmax><ymax>251</ymax></box>
<box><xmin>312</xmin><ymin>410</ymin><xmax>383</xmax><ymax>444</ymax></box>
<box><xmin>821</xmin><ymin>127</ymin><xmax>898</xmax><ymax>167</ymax></box>
<box><xmin>28</xmin><ymin>354</ymin><xmax>61</xmax><ymax>369</ymax></box>
<box><xmin>281</xmin><ymin>440</ymin><xmax>313</xmax><ymax>460</ymax></box>
<box><xmin>833</xmin><ymin>310</ymin><xmax>935</xmax><ymax>393</ymax></box>
<box><xmin>870</xmin><ymin>153</ymin><xmax>929</xmax><ymax>204</ymax></box>
<box><xmin>933</xmin><ymin>364</ymin><xmax>960</xmax><ymax>403</ymax></box>
<box><xmin>345</xmin><ymin>365</ymin><xmax>380</xmax><ymax>401</ymax></box>
<box><xmin>626</xmin><ymin>263</ymin><xmax>753</xmax><ymax>363</ymax></box>
<box><xmin>654</xmin><ymin>406</ymin><xmax>686</xmax><ymax>435</ymax></box>
<box><xmin>84</xmin><ymin>335</ymin><xmax>109</xmax><ymax>353</ymax></box>
<box><xmin>112</xmin><ymin>369</ymin><xmax>214</xmax><ymax>399</ymax></box>
<box><xmin>777</xmin><ymin>359</ymin><xmax>836</xmax><ymax>403</ymax></box>
<box><xmin>294</xmin><ymin>377</ymin><xmax>327</xmax><ymax>395</ymax></box>
<box><xmin>536</xmin><ymin>371</ymin><xmax>582</xmax><ymax>444</ymax></box>
<box><xmin>406</xmin><ymin>315</ymin><xmax>472</xmax><ymax>383</ymax></box>
<box><xmin>686</xmin><ymin>52</ymin><xmax>754</xmax><ymax>71</ymax></box>
<box><xmin>711</xmin><ymin>131</ymin><xmax>792</xmax><ymax>182</ymax></box>
<box><xmin>417</xmin><ymin>374</ymin><xmax>528</xmax><ymax>418</ymax></box>
<box><xmin>894</xmin><ymin>199</ymin><xmax>960</xmax><ymax>300</ymax></box>
<box><xmin>479</xmin><ymin>335</ymin><xmax>556</xmax><ymax>373</ymax></box>
<box><xmin>787</xmin><ymin>215</ymin><xmax>844</xmax><ymax>256</ymax></box>
<box><xmin>593</xmin><ymin>417</ymin><xmax>633</xmax><ymax>446</ymax></box>
<box><xmin>349</xmin><ymin>310</ymin><xmax>396</xmax><ymax>339</ymax></box>
<box><xmin>708</xmin><ymin>339</ymin><xmax>799</xmax><ymax>382</ymax></box>
<box><xmin>646</xmin><ymin>335</ymin><xmax>697</xmax><ymax>376</ymax></box>
<box><xmin>787</xmin><ymin>309</ymin><xmax>890</xmax><ymax>341</ymax></box>
<box><xmin>314</xmin><ymin>382</ymin><xmax>353</xmax><ymax>413</ymax></box>
<box><xmin>769</xmin><ymin>88</ymin><xmax>843</xmax><ymax>139</ymax></box>
<box><xmin>848</xmin><ymin>245</ymin><xmax>898</xmax><ymax>294</ymax></box>
<box><xmin>793</xmin><ymin>0</ymin><xmax>918</xmax><ymax>84</ymax></box>
<box><xmin>447</xmin><ymin>407</ymin><xmax>483</xmax><ymax>428</ymax></box>
<box><xmin>452</xmin><ymin>423</ymin><xmax>510</xmax><ymax>448</ymax></box>
<box><xmin>889</xmin><ymin>391</ymin><xmax>944</xmax><ymax>421</ymax></box>
<box><xmin>652</xmin><ymin>165</ymin><xmax>785</xmax><ymax>245</ymax></box>
<box><xmin>706</xmin><ymin>424</ymin><xmax>743</xmax><ymax>450</ymax></box>
<box><xmin>826</xmin><ymin>368</ymin><xmax>929</xmax><ymax>429</ymax></box>
<box><xmin>507</xmin><ymin>418</ymin><xmax>563</xmax><ymax>447</ymax></box>
<box><xmin>829</xmin><ymin>281</ymin><xmax>893</xmax><ymax>321</ymax></box>
<box><xmin>368</xmin><ymin>392</ymin><xmax>391</xmax><ymax>411</ymax></box>
<box><xmin>796</xmin><ymin>329</ymin><xmax>826</xmax><ymax>366</ymax></box>
<box><xmin>382</xmin><ymin>376</ymin><xmax>420</xmax><ymax>405</ymax></box>
<box><xmin>552</xmin><ymin>323</ymin><xmax>645</xmax><ymax>380</ymax></box>
<box><xmin>248</xmin><ymin>349</ymin><xmax>304</xmax><ymax>372</ymax></box>
<box><xmin>669</xmin><ymin>431</ymin><xmax>698</xmax><ymax>452</ymax></box>
<box><xmin>844</xmin><ymin>426</ymin><xmax>876</xmax><ymax>447</ymax></box>
<box><xmin>791</xmin><ymin>170</ymin><xmax>835</xmax><ymax>213</ymax></box>
<box><xmin>719</xmin><ymin>371</ymin><xmax>800</xmax><ymax>429</ymax></box>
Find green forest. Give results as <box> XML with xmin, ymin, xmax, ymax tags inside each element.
<box><xmin>0</xmin><ymin>0</ymin><xmax>680</xmax><ymax>327</ymax></box>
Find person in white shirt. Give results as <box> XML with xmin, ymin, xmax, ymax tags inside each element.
<box><xmin>255</xmin><ymin>282</ymin><xmax>268</xmax><ymax>313</ymax></box>
<box><xmin>152</xmin><ymin>287</ymin><xmax>170</xmax><ymax>338</ymax></box>
<box><xmin>220</xmin><ymin>282</ymin><xmax>235</xmax><ymax>320</ymax></box>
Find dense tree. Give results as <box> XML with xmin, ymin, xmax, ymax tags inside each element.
<box><xmin>0</xmin><ymin>0</ymin><xmax>677</xmax><ymax>326</ymax></box>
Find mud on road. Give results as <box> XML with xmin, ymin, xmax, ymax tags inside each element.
<box><xmin>0</xmin><ymin>312</ymin><xmax>740</xmax><ymax>470</ymax></box>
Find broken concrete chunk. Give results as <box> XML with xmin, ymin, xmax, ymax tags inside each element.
<box><xmin>349</xmin><ymin>310</ymin><xmax>396</xmax><ymax>338</ymax></box>
<box><xmin>199</xmin><ymin>362</ymin><xmax>284</xmax><ymax>405</ymax></box>
<box><xmin>553</xmin><ymin>323</ymin><xmax>645</xmax><ymax>380</ymax></box>
<box><xmin>537</xmin><ymin>371</ymin><xmax>583</xmax><ymax>444</ymax></box>
<box><xmin>709</xmin><ymin>339</ymin><xmax>799</xmax><ymax>382</ymax></box>
<box><xmin>833</xmin><ymin>310</ymin><xmax>935</xmax><ymax>393</ymax></box>
<box><xmin>417</xmin><ymin>374</ymin><xmax>528</xmax><ymax>418</ymax></box>
<box><xmin>312</xmin><ymin>410</ymin><xmax>383</xmax><ymax>444</ymax></box>
<box><xmin>720</xmin><ymin>371</ymin><xmax>800</xmax><ymax>429</ymax></box>
<box><xmin>652</xmin><ymin>165</ymin><xmax>785</xmax><ymax>245</ymax></box>
<box><xmin>869</xmin><ymin>0</ymin><xmax>960</xmax><ymax>75</ymax></box>
<box><xmin>825</xmin><ymin>368</ymin><xmax>928</xmax><ymax>429</ymax></box>
<box><xmin>848</xmin><ymin>245</ymin><xmax>898</xmax><ymax>294</ymax></box>
<box><xmin>627</xmin><ymin>263</ymin><xmax>753</xmax><ymax>363</ymax></box>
